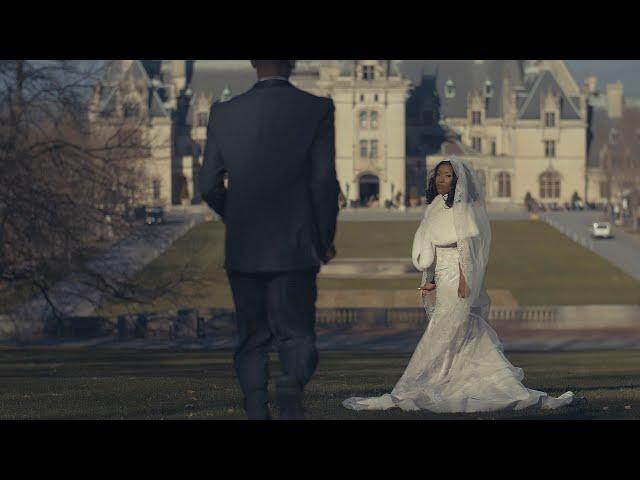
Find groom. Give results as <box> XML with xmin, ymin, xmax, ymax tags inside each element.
<box><xmin>198</xmin><ymin>60</ymin><xmax>340</xmax><ymax>420</ymax></box>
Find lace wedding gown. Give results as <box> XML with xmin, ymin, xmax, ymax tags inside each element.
<box><xmin>342</xmin><ymin>159</ymin><xmax>574</xmax><ymax>413</ymax></box>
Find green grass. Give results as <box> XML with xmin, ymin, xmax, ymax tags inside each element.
<box><xmin>487</xmin><ymin>221</ymin><xmax>640</xmax><ymax>305</ymax></box>
<box><xmin>0</xmin><ymin>349</ymin><xmax>638</xmax><ymax>420</ymax></box>
<box><xmin>97</xmin><ymin>220</ymin><xmax>640</xmax><ymax>315</ymax></box>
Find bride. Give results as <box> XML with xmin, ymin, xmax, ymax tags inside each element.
<box><xmin>342</xmin><ymin>156</ymin><xmax>575</xmax><ymax>413</ymax></box>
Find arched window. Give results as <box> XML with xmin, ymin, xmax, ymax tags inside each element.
<box><xmin>497</xmin><ymin>171</ymin><xmax>511</xmax><ymax>198</ymax></box>
<box><xmin>359</xmin><ymin>111</ymin><xmax>368</xmax><ymax>129</ymax></box>
<box><xmin>539</xmin><ymin>171</ymin><xmax>561</xmax><ymax>199</ymax></box>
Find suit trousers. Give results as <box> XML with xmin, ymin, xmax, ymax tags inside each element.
<box><xmin>227</xmin><ymin>267</ymin><xmax>320</xmax><ymax>405</ymax></box>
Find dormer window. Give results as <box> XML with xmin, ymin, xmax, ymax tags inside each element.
<box><xmin>123</xmin><ymin>103</ymin><xmax>139</xmax><ymax>118</ymax></box>
<box><xmin>197</xmin><ymin>111</ymin><xmax>209</xmax><ymax>128</ymax></box>
<box><xmin>484</xmin><ymin>80</ymin><xmax>493</xmax><ymax>98</ymax></box>
<box><xmin>544</xmin><ymin>112</ymin><xmax>556</xmax><ymax>127</ymax></box>
<box><xmin>362</xmin><ymin>65</ymin><xmax>375</xmax><ymax>81</ymax></box>
<box><xmin>221</xmin><ymin>85</ymin><xmax>232</xmax><ymax>102</ymax></box>
<box><xmin>472</xmin><ymin>111</ymin><xmax>482</xmax><ymax>125</ymax></box>
<box><xmin>445</xmin><ymin>79</ymin><xmax>455</xmax><ymax>98</ymax></box>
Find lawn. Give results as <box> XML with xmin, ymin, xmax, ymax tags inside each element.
<box><xmin>97</xmin><ymin>220</ymin><xmax>640</xmax><ymax>315</ymax></box>
<box><xmin>0</xmin><ymin>348</ymin><xmax>638</xmax><ymax>420</ymax></box>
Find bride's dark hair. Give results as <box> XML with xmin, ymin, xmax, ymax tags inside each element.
<box><xmin>426</xmin><ymin>160</ymin><xmax>457</xmax><ymax>208</ymax></box>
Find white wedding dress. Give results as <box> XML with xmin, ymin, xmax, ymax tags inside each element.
<box><xmin>342</xmin><ymin>157</ymin><xmax>574</xmax><ymax>413</ymax></box>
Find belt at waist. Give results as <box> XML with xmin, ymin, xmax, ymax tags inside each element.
<box><xmin>435</xmin><ymin>243</ymin><xmax>457</xmax><ymax>249</ymax></box>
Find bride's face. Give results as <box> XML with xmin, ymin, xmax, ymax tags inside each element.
<box><xmin>435</xmin><ymin>164</ymin><xmax>454</xmax><ymax>195</ymax></box>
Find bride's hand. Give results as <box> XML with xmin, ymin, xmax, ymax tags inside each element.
<box><xmin>458</xmin><ymin>272</ymin><xmax>468</xmax><ymax>298</ymax></box>
<box><xmin>419</xmin><ymin>283</ymin><xmax>436</xmax><ymax>296</ymax></box>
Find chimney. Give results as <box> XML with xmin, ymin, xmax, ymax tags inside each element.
<box><xmin>584</xmin><ymin>75</ymin><xmax>598</xmax><ymax>95</ymax></box>
<box><xmin>606</xmin><ymin>81</ymin><xmax>624</xmax><ymax>119</ymax></box>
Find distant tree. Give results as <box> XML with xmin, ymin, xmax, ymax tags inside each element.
<box><xmin>0</xmin><ymin>60</ymin><xmax>188</xmax><ymax>326</ymax></box>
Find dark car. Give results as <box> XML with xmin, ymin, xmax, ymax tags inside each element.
<box><xmin>145</xmin><ymin>206</ymin><xmax>164</xmax><ymax>225</ymax></box>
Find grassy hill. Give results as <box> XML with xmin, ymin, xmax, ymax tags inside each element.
<box><xmin>97</xmin><ymin>220</ymin><xmax>640</xmax><ymax>316</ymax></box>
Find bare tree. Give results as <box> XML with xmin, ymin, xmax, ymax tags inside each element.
<box><xmin>0</xmin><ymin>60</ymin><xmax>191</xmax><ymax>330</ymax></box>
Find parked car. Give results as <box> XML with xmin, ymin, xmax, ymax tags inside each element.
<box><xmin>591</xmin><ymin>222</ymin><xmax>612</xmax><ymax>239</ymax></box>
<box><xmin>145</xmin><ymin>206</ymin><xmax>165</xmax><ymax>225</ymax></box>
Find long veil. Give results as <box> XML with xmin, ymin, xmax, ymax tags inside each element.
<box><xmin>421</xmin><ymin>155</ymin><xmax>492</xmax><ymax>320</ymax></box>
<box><xmin>343</xmin><ymin>156</ymin><xmax>576</xmax><ymax>412</ymax></box>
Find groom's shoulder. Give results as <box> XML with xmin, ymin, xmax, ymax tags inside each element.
<box><xmin>290</xmin><ymin>85</ymin><xmax>334</xmax><ymax>109</ymax></box>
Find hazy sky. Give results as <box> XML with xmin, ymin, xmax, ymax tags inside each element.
<box><xmin>565</xmin><ymin>60</ymin><xmax>640</xmax><ymax>96</ymax></box>
<box><xmin>196</xmin><ymin>60</ymin><xmax>640</xmax><ymax>96</ymax></box>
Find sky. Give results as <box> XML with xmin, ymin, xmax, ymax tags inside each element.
<box><xmin>196</xmin><ymin>60</ymin><xmax>640</xmax><ymax>97</ymax></box>
<box><xmin>566</xmin><ymin>60</ymin><xmax>640</xmax><ymax>97</ymax></box>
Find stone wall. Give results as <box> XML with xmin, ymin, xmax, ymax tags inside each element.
<box><xmin>2</xmin><ymin>305</ymin><xmax>639</xmax><ymax>342</ymax></box>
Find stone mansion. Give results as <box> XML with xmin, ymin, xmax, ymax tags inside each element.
<box><xmin>89</xmin><ymin>60</ymin><xmax>638</xmax><ymax>210</ymax></box>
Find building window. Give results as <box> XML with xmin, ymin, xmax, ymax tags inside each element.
<box><xmin>475</xmin><ymin>169</ymin><xmax>486</xmax><ymax>194</ymax></box>
<box><xmin>152</xmin><ymin>179</ymin><xmax>161</xmax><ymax>201</ymax></box>
<box><xmin>197</xmin><ymin>111</ymin><xmax>208</xmax><ymax>128</ymax></box>
<box><xmin>600</xmin><ymin>181</ymin><xmax>610</xmax><ymax>198</ymax></box>
<box><xmin>360</xmin><ymin>140</ymin><xmax>368</xmax><ymax>157</ymax></box>
<box><xmin>544</xmin><ymin>112</ymin><xmax>556</xmax><ymax>127</ymax></box>
<box><xmin>609</xmin><ymin>128</ymin><xmax>619</xmax><ymax>144</ymax></box>
<box><xmin>359</xmin><ymin>111</ymin><xmax>368</xmax><ymax>129</ymax></box>
<box><xmin>362</xmin><ymin>65</ymin><xmax>375</xmax><ymax>81</ymax></box>
<box><xmin>491</xmin><ymin>138</ymin><xmax>497</xmax><ymax>156</ymax></box>
<box><xmin>360</xmin><ymin>94</ymin><xmax>365</xmax><ymax>103</ymax></box>
<box><xmin>497</xmin><ymin>171</ymin><xmax>511</xmax><ymax>198</ymax></box>
<box><xmin>472</xmin><ymin>111</ymin><xmax>482</xmax><ymax>125</ymax></box>
<box><xmin>370</xmin><ymin>111</ymin><xmax>378</xmax><ymax>129</ymax></box>
<box><xmin>544</xmin><ymin>140</ymin><xmax>556</xmax><ymax>158</ymax></box>
<box><xmin>472</xmin><ymin>136</ymin><xmax>482</xmax><ymax>152</ymax></box>
<box><xmin>370</xmin><ymin>140</ymin><xmax>378</xmax><ymax>159</ymax></box>
<box><xmin>124</xmin><ymin>103</ymin><xmax>139</xmax><ymax>118</ymax></box>
<box><xmin>539</xmin><ymin>171</ymin><xmax>561</xmax><ymax>199</ymax></box>
<box><xmin>485</xmin><ymin>80</ymin><xmax>493</xmax><ymax>97</ymax></box>
<box><xmin>374</xmin><ymin>93</ymin><xmax>379</xmax><ymax>102</ymax></box>
<box><xmin>445</xmin><ymin>79</ymin><xmax>455</xmax><ymax>98</ymax></box>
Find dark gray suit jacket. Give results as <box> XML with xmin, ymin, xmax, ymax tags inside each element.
<box><xmin>198</xmin><ymin>79</ymin><xmax>340</xmax><ymax>273</ymax></box>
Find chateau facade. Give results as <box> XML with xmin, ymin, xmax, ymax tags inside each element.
<box><xmin>92</xmin><ymin>60</ymin><xmax>635</xmax><ymax>213</ymax></box>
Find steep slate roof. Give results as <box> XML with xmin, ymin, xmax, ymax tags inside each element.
<box><xmin>587</xmin><ymin>104</ymin><xmax>640</xmax><ymax>168</ymax></box>
<box><xmin>190</xmin><ymin>61</ymin><xmax>256</xmax><ymax>101</ymax></box>
<box><xmin>517</xmin><ymin>69</ymin><xmax>581</xmax><ymax>120</ymax></box>
<box><xmin>97</xmin><ymin>61</ymin><xmax>170</xmax><ymax>119</ymax></box>
<box><xmin>186</xmin><ymin>61</ymin><xmax>258</xmax><ymax>124</ymax></box>
<box><xmin>397</xmin><ymin>60</ymin><xmax>526</xmax><ymax>119</ymax></box>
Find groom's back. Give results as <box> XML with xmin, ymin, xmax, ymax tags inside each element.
<box><xmin>207</xmin><ymin>80</ymin><xmax>337</xmax><ymax>272</ymax></box>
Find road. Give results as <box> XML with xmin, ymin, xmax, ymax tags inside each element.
<box><xmin>338</xmin><ymin>208</ymin><xmax>529</xmax><ymax>222</ymax></box>
<box><xmin>15</xmin><ymin>207</ymin><xmax>208</xmax><ymax>329</ymax></box>
<box><xmin>540</xmin><ymin>210</ymin><xmax>640</xmax><ymax>281</ymax></box>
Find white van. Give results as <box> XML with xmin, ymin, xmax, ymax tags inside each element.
<box><xmin>591</xmin><ymin>222</ymin><xmax>612</xmax><ymax>239</ymax></box>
